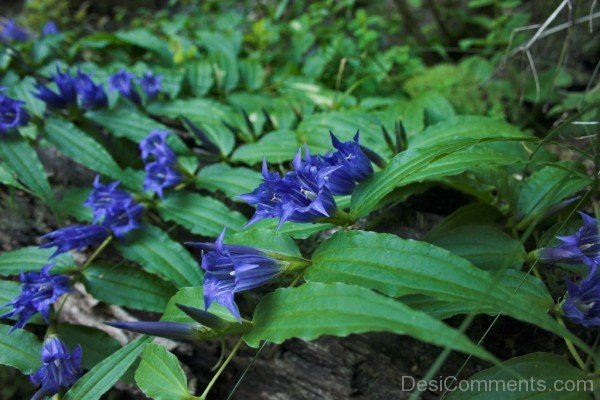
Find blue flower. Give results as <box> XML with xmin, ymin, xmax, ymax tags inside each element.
<box><xmin>108</xmin><ymin>69</ymin><xmax>141</xmax><ymax>104</ymax></box>
<box><xmin>139</xmin><ymin>130</ymin><xmax>176</xmax><ymax>163</ymax></box>
<box><xmin>0</xmin><ymin>264</ymin><xmax>70</xmax><ymax>331</ymax></box>
<box><xmin>33</xmin><ymin>67</ymin><xmax>78</xmax><ymax>109</ymax></box>
<box><xmin>0</xmin><ymin>88</ymin><xmax>29</xmax><ymax>134</ymax></box>
<box><xmin>138</xmin><ymin>71</ymin><xmax>162</xmax><ymax>99</ymax></box>
<box><xmin>143</xmin><ymin>161</ymin><xmax>182</xmax><ymax>199</ymax></box>
<box><xmin>188</xmin><ymin>229</ymin><xmax>286</xmax><ymax>320</ymax></box>
<box><xmin>563</xmin><ymin>273</ymin><xmax>600</xmax><ymax>328</ymax></box>
<box><xmin>30</xmin><ymin>336</ymin><xmax>82</xmax><ymax>400</ymax></box>
<box><xmin>84</xmin><ymin>176</ymin><xmax>132</xmax><ymax>223</ymax></box>
<box><xmin>40</xmin><ymin>224</ymin><xmax>109</xmax><ymax>258</ymax></box>
<box><xmin>75</xmin><ymin>71</ymin><xmax>107</xmax><ymax>110</ymax></box>
<box><xmin>542</xmin><ymin>212</ymin><xmax>600</xmax><ymax>274</ymax></box>
<box><xmin>41</xmin><ymin>21</ymin><xmax>59</xmax><ymax>36</ymax></box>
<box><xmin>239</xmin><ymin>153</ymin><xmax>337</xmax><ymax>228</ymax></box>
<box><xmin>0</xmin><ymin>19</ymin><xmax>29</xmax><ymax>42</ymax></box>
<box><xmin>322</xmin><ymin>132</ymin><xmax>374</xmax><ymax>195</ymax></box>
<box><xmin>101</xmin><ymin>197</ymin><xmax>144</xmax><ymax>238</ymax></box>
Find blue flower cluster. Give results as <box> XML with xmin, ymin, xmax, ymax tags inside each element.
<box><xmin>140</xmin><ymin>130</ymin><xmax>182</xmax><ymax>198</ymax></box>
<box><xmin>109</xmin><ymin>69</ymin><xmax>162</xmax><ymax>104</ymax></box>
<box><xmin>0</xmin><ymin>19</ymin><xmax>59</xmax><ymax>43</ymax></box>
<box><xmin>0</xmin><ymin>87</ymin><xmax>29</xmax><ymax>134</ymax></box>
<box><xmin>188</xmin><ymin>229</ymin><xmax>286</xmax><ymax>320</ymax></box>
<box><xmin>34</xmin><ymin>68</ymin><xmax>107</xmax><ymax>111</ymax></box>
<box><xmin>542</xmin><ymin>212</ymin><xmax>600</xmax><ymax>327</ymax></box>
<box><xmin>0</xmin><ymin>264</ymin><xmax>70</xmax><ymax>331</ymax></box>
<box><xmin>239</xmin><ymin>132</ymin><xmax>373</xmax><ymax>228</ymax></box>
<box><xmin>30</xmin><ymin>336</ymin><xmax>82</xmax><ymax>400</ymax></box>
<box><xmin>41</xmin><ymin>176</ymin><xmax>143</xmax><ymax>258</ymax></box>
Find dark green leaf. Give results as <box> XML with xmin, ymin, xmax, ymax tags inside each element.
<box><xmin>0</xmin><ymin>325</ymin><xmax>42</xmax><ymax>374</ymax></box>
<box><xmin>56</xmin><ymin>324</ymin><xmax>122</xmax><ymax>370</ymax></box>
<box><xmin>195</xmin><ymin>163</ymin><xmax>261</xmax><ymax>199</ymax></box>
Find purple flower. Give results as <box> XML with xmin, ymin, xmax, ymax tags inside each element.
<box><xmin>33</xmin><ymin>67</ymin><xmax>78</xmax><ymax>109</ymax></box>
<box><xmin>101</xmin><ymin>197</ymin><xmax>144</xmax><ymax>237</ymax></box>
<box><xmin>75</xmin><ymin>70</ymin><xmax>107</xmax><ymax>110</ymax></box>
<box><xmin>30</xmin><ymin>336</ymin><xmax>82</xmax><ymax>400</ymax></box>
<box><xmin>188</xmin><ymin>229</ymin><xmax>286</xmax><ymax>320</ymax></box>
<box><xmin>0</xmin><ymin>264</ymin><xmax>70</xmax><ymax>331</ymax></box>
<box><xmin>40</xmin><ymin>224</ymin><xmax>109</xmax><ymax>258</ymax></box>
<box><xmin>41</xmin><ymin>21</ymin><xmax>59</xmax><ymax>36</ymax></box>
<box><xmin>239</xmin><ymin>154</ymin><xmax>337</xmax><ymax>228</ymax></box>
<box><xmin>0</xmin><ymin>19</ymin><xmax>29</xmax><ymax>42</ymax></box>
<box><xmin>83</xmin><ymin>176</ymin><xmax>143</xmax><ymax>237</ymax></box>
<box><xmin>139</xmin><ymin>130</ymin><xmax>176</xmax><ymax>163</ymax></box>
<box><xmin>542</xmin><ymin>212</ymin><xmax>600</xmax><ymax>274</ymax></box>
<box><xmin>323</xmin><ymin>132</ymin><xmax>374</xmax><ymax>195</ymax></box>
<box><xmin>563</xmin><ymin>274</ymin><xmax>600</xmax><ymax>328</ymax></box>
<box><xmin>143</xmin><ymin>161</ymin><xmax>182</xmax><ymax>198</ymax></box>
<box><xmin>0</xmin><ymin>88</ymin><xmax>29</xmax><ymax>134</ymax></box>
<box><xmin>138</xmin><ymin>71</ymin><xmax>162</xmax><ymax>99</ymax></box>
<box><xmin>108</xmin><ymin>69</ymin><xmax>140</xmax><ymax>104</ymax></box>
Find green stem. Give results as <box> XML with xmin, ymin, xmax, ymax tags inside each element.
<box><xmin>557</xmin><ymin>314</ymin><xmax>586</xmax><ymax>370</ymax></box>
<box><xmin>80</xmin><ymin>235</ymin><xmax>113</xmax><ymax>272</ymax></box>
<box><xmin>200</xmin><ymin>337</ymin><xmax>244</xmax><ymax>400</ymax></box>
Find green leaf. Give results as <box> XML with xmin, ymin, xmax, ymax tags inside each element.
<box><xmin>56</xmin><ymin>324</ymin><xmax>122</xmax><ymax>370</ymax></box>
<box><xmin>44</xmin><ymin>118</ymin><xmax>139</xmax><ymax>189</ymax></box>
<box><xmin>56</xmin><ymin>187</ymin><xmax>93</xmax><ymax>221</ymax></box>
<box><xmin>306</xmin><ymin>231</ymin><xmax>558</xmax><ymax>332</ymax></box>
<box><xmin>86</xmin><ymin>109</ymin><xmax>187</xmax><ymax>153</ymax></box>
<box><xmin>0</xmin><ymin>324</ymin><xmax>42</xmax><ymax>374</ymax></box>
<box><xmin>0</xmin><ymin>135</ymin><xmax>54</xmax><ymax>206</ymax></box>
<box><xmin>231</xmin><ymin>129</ymin><xmax>300</xmax><ymax>165</ymax></box>
<box><xmin>83</xmin><ymin>263</ymin><xmax>176</xmax><ymax>312</ymax></box>
<box><xmin>185</xmin><ymin>60</ymin><xmax>214</xmax><ymax>96</ymax></box>
<box><xmin>350</xmin><ymin>137</ymin><xmax>534</xmax><ymax>218</ymax></box>
<box><xmin>247</xmin><ymin>219</ymin><xmax>334</xmax><ymax>239</ymax></box>
<box><xmin>162</xmin><ymin>286</ymin><xmax>236</xmax><ymax>323</ymax></box>
<box><xmin>115</xmin><ymin>29</ymin><xmax>172</xmax><ymax>62</ymax></box>
<box><xmin>226</xmin><ymin>228</ymin><xmax>302</xmax><ymax>258</ymax></box>
<box><xmin>447</xmin><ymin>353</ymin><xmax>591</xmax><ymax>399</ymax></box>
<box><xmin>0</xmin><ymin>246</ymin><xmax>74</xmax><ymax>276</ymax></box>
<box><xmin>243</xmin><ymin>282</ymin><xmax>495</xmax><ymax>362</ymax></box>
<box><xmin>0</xmin><ymin>162</ymin><xmax>25</xmax><ymax>190</ymax></box>
<box><xmin>157</xmin><ymin>192</ymin><xmax>247</xmax><ymax>237</ymax></box>
<box><xmin>195</xmin><ymin>163</ymin><xmax>261</xmax><ymax>199</ymax></box>
<box><xmin>135</xmin><ymin>343</ymin><xmax>197</xmax><ymax>400</ymax></box>
<box><xmin>426</xmin><ymin>224</ymin><xmax>526</xmax><ymax>270</ymax></box>
<box><xmin>154</xmin><ymin>67</ymin><xmax>185</xmax><ymax>98</ymax></box>
<box><xmin>64</xmin><ymin>336</ymin><xmax>152</xmax><ymax>400</ymax></box>
<box><xmin>116</xmin><ymin>225</ymin><xmax>203</xmax><ymax>288</ymax></box>
<box><xmin>0</xmin><ymin>280</ymin><xmax>20</xmax><ymax>315</ymax></box>
<box><xmin>6</xmin><ymin>77</ymin><xmax>45</xmax><ymax>118</ymax></box>
<box><xmin>239</xmin><ymin>59</ymin><xmax>265</xmax><ymax>90</ymax></box>
<box><xmin>147</xmin><ymin>99</ymin><xmax>235</xmax><ymax>155</ymax></box>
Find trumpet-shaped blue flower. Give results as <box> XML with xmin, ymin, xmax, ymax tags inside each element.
<box><xmin>102</xmin><ymin>197</ymin><xmax>144</xmax><ymax>237</ymax></box>
<box><xmin>75</xmin><ymin>71</ymin><xmax>107</xmax><ymax>110</ymax></box>
<box><xmin>30</xmin><ymin>336</ymin><xmax>82</xmax><ymax>400</ymax></box>
<box><xmin>139</xmin><ymin>130</ymin><xmax>176</xmax><ymax>163</ymax></box>
<box><xmin>34</xmin><ymin>68</ymin><xmax>78</xmax><ymax>109</ymax></box>
<box><xmin>138</xmin><ymin>71</ymin><xmax>162</xmax><ymax>99</ymax></box>
<box><xmin>0</xmin><ymin>264</ymin><xmax>70</xmax><ymax>331</ymax></box>
<box><xmin>188</xmin><ymin>229</ymin><xmax>286</xmax><ymax>321</ymax></box>
<box><xmin>143</xmin><ymin>161</ymin><xmax>182</xmax><ymax>199</ymax></box>
<box><xmin>239</xmin><ymin>154</ymin><xmax>337</xmax><ymax>228</ymax></box>
<box><xmin>41</xmin><ymin>21</ymin><xmax>59</xmax><ymax>36</ymax></box>
<box><xmin>0</xmin><ymin>19</ymin><xmax>29</xmax><ymax>42</ymax></box>
<box><xmin>0</xmin><ymin>88</ymin><xmax>29</xmax><ymax>134</ymax></box>
<box><xmin>542</xmin><ymin>212</ymin><xmax>600</xmax><ymax>274</ymax></box>
<box><xmin>563</xmin><ymin>273</ymin><xmax>600</xmax><ymax>328</ymax></box>
<box><xmin>109</xmin><ymin>69</ymin><xmax>140</xmax><ymax>104</ymax></box>
<box><xmin>84</xmin><ymin>176</ymin><xmax>132</xmax><ymax>223</ymax></box>
<box><xmin>40</xmin><ymin>224</ymin><xmax>109</xmax><ymax>258</ymax></box>
<box><xmin>323</xmin><ymin>132</ymin><xmax>373</xmax><ymax>195</ymax></box>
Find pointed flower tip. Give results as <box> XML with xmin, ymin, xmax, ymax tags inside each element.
<box><xmin>175</xmin><ymin>304</ymin><xmax>230</xmax><ymax>330</ymax></box>
<box><xmin>106</xmin><ymin>320</ymin><xmax>199</xmax><ymax>340</ymax></box>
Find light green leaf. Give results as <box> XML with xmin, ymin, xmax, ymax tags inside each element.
<box><xmin>195</xmin><ymin>163</ymin><xmax>261</xmax><ymax>199</ymax></box>
<box><xmin>157</xmin><ymin>192</ymin><xmax>247</xmax><ymax>237</ymax></box>
<box><xmin>115</xmin><ymin>29</ymin><xmax>172</xmax><ymax>62</ymax></box>
<box><xmin>247</xmin><ymin>219</ymin><xmax>334</xmax><ymax>239</ymax></box>
<box><xmin>0</xmin><ymin>324</ymin><xmax>42</xmax><ymax>374</ymax></box>
<box><xmin>226</xmin><ymin>228</ymin><xmax>302</xmax><ymax>258</ymax></box>
<box><xmin>0</xmin><ymin>135</ymin><xmax>54</xmax><ymax>206</ymax></box>
<box><xmin>83</xmin><ymin>263</ymin><xmax>176</xmax><ymax>312</ymax></box>
<box><xmin>135</xmin><ymin>343</ymin><xmax>197</xmax><ymax>400</ymax></box>
<box><xmin>243</xmin><ymin>282</ymin><xmax>495</xmax><ymax>362</ymax></box>
<box><xmin>231</xmin><ymin>129</ymin><xmax>300</xmax><ymax>165</ymax></box>
<box><xmin>0</xmin><ymin>280</ymin><xmax>20</xmax><ymax>315</ymax></box>
<box><xmin>116</xmin><ymin>225</ymin><xmax>203</xmax><ymax>288</ymax></box>
<box><xmin>0</xmin><ymin>162</ymin><xmax>25</xmax><ymax>190</ymax></box>
<box><xmin>64</xmin><ymin>336</ymin><xmax>152</xmax><ymax>400</ymax></box>
<box><xmin>185</xmin><ymin>60</ymin><xmax>214</xmax><ymax>96</ymax></box>
<box><xmin>6</xmin><ymin>77</ymin><xmax>45</xmax><ymax>117</ymax></box>
<box><xmin>0</xmin><ymin>246</ymin><xmax>74</xmax><ymax>276</ymax></box>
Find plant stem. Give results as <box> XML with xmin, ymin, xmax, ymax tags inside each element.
<box><xmin>80</xmin><ymin>235</ymin><xmax>113</xmax><ymax>272</ymax></box>
<box><xmin>200</xmin><ymin>337</ymin><xmax>244</xmax><ymax>400</ymax></box>
<box><xmin>557</xmin><ymin>314</ymin><xmax>586</xmax><ymax>370</ymax></box>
